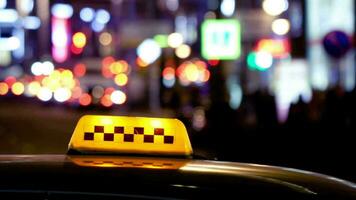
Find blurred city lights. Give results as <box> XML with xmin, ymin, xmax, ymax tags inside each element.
<box><xmin>73</xmin><ymin>63</ymin><xmax>86</xmax><ymax>77</ymax></box>
<box><xmin>166</xmin><ymin>0</ymin><xmax>179</xmax><ymax>12</ymax></box>
<box><xmin>114</xmin><ymin>73</ymin><xmax>128</xmax><ymax>86</ymax></box>
<box><xmin>137</xmin><ymin>39</ymin><xmax>162</xmax><ymax>65</ymax></box>
<box><xmin>168</xmin><ymin>33</ymin><xmax>184</xmax><ymax>48</ymax></box>
<box><xmin>255</xmin><ymin>38</ymin><xmax>291</xmax><ymax>58</ymax></box>
<box><xmin>11</xmin><ymin>82</ymin><xmax>24</xmax><ymax>96</ymax></box>
<box><xmin>99</xmin><ymin>32</ymin><xmax>112</xmax><ymax>46</ymax></box>
<box><xmin>0</xmin><ymin>51</ymin><xmax>11</xmax><ymax>66</ymax></box>
<box><xmin>175</xmin><ymin>44</ymin><xmax>191</xmax><ymax>59</ymax></box>
<box><xmin>208</xmin><ymin>59</ymin><xmax>220</xmax><ymax>66</ymax></box>
<box><xmin>71</xmin><ymin>86</ymin><xmax>82</xmax><ymax>99</ymax></box>
<box><xmin>92</xmin><ymin>85</ymin><xmax>104</xmax><ymax>99</ymax></box>
<box><xmin>102</xmin><ymin>57</ymin><xmax>115</xmax><ymax>78</ymax></box>
<box><xmin>177</xmin><ymin>61</ymin><xmax>210</xmax><ymax>85</ymax></box>
<box><xmin>111</xmin><ymin>90</ymin><xmax>126</xmax><ymax>105</ymax></box>
<box><xmin>80</xmin><ymin>7</ymin><xmax>95</xmax><ymax>22</ymax></box>
<box><xmin>192</xmin><ymin>108</ymin><xmax>206</xmax><ymax>131</ymax></box>
<box><xmin>0</xmin><ymin>82</ymin><xmax>9</xmax><ymax>95</ymax></box>
<box><xmin>52</xmin><ymin>17</ymin><xmax>70</xmax><ymax>62</ymax></box>
<box><xmin>163</xmin><ymin>78</ymin><xmax>175</xmax><ymax>88</ymax></box>
<box><xmin>42</xmin><ymin>61</ymin><xmax>55</xmax><ymax>75</ymax></box>
<box><xmin>71</xmin><ymin>45</ymin><xmax>83</xmax><ymax>55</ymax></box>
<box><xmin>262</xmin><ymin>0</ymin><xmax>289</xmax><ymax>16</ymax></box>
<box><xmin>91</xmin><ymin>21</ymin><xmax>105</xmax><ymax>32</ymax></box>
<box><xmin>272</xmin><ymin>18</ymin><xmax>290</xmax><ymax>35</ymax></box>
<box><xmin>101</xmin><ymin>94</ymin><xmax>113</xmax><ymax>107</ymax></box>
<box><xmin>220</xmin><ymin>0</ymin><xmax>235</xmax><ymax>17</ymax></box>
<box><xmin>37</xmin><ymin>87</ymin><xmax>52</xmax><ymax>101</ymax></box>
<box><xmin>31</xmin><ymin>61</ymin><xmax>54</xmax><ymax>76</ymax></box>
<box><xmin>27</xmin><ymin>81</ymin><xmax>41</xmax><ymax>96</ymax></box>
<box><xmin>79</xmin><ymin>93</ymin><xmax>92</xmax><ymax>106</ymax></box>
<box><xmin>154</xmin><ymin>34</ymin><xmax>169</xmax><ymax>48</ymax></box>
<box><xmin>136</xmin><ymin>57</ymin><xmax>149</xmax><ymax>68</ymax></box>
<box><xmin>4</xmin><ymin>76</ymin><xmax>16</xmax><ymax>87</ymax></box>
<box><xmin>72</xmin><ymin>32</ymin><xmax>87</xmax><ymax>48</ymax></box>
<box><xmin>0</xmin><ymin>0</ymin><xmax>6</xmax><ymax>9</ymax></box>
<box><xmin>0</xmin><ymin>36</ymin><xmax>21</xmax><ymax>51</ymax></box>
<box><xmin>95</xmin><ymin>9</ymin><xmax>110</xmax><ymax>24</ymax></box>
<box><xmin>22</xmin><ymin>16</ymin><xmax>41</xmax><ymax>30</ymax></box>
<box><xmin>16</xmin><ymin>0</ymin><xmax>34</xmax><ymax>16</ymax></box>
<box><xmin>162</xmin><ymin>67</ymin><xmax>175</xmax><ymax>80</ymax></box>
<box><xmin>54</xmin><ymin>87</ymin><xmax>71</xmax><ymax>102</ymax></box>
<box><xmin>0</xmin><ymin>9</ymin><xmax>18</xmax><ymax>23</ymax></box>
<box><xmin>51</xmin><ymin>3</ymin><xmax>73</xmax><ymax>19</ymax></box>
<box><xmin>248</xmin><ymin>51</ymin><xmax>273</xmax><ymax>71</ymax></box>
<box><xmin>162</xmin><ymin>67</ymin><xmax>176</xmax><ymax>88</ymax></box>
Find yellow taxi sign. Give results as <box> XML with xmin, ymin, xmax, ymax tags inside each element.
<box><xmin>68</xmin><ymin>115</ymin><xmax>193</xmax><ymax>156</ymax></box>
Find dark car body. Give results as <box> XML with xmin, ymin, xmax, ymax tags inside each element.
<box><xmin>0</xmin><ymin>155</ymin><xmax>356</xmax><ymax>199</ymax></box>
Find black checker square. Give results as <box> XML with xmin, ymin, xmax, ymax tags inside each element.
<box><xmin>124</xmin><ymin>134</ymin><xmax>134</xmax><ymax>142</ymax></box>
<box><xmin>94</xmin><ymin>126</ymin><xmax>104</xmax><ymax>133</ymax></box>
<box><xmin>134</xmin><ymin>127</ymin><xmax>144</xmax><ymax>134</ymax></box>
<box><xmin>164</xmin><ymin>136</ymin><xmax>174</xmax><ymax>144</ymax></box>
<box><xmin>84</xmin><ymin>132</ymin><xmax>94</xmax><ymax>140</ymax></box>
<box><xmin>114</xmin><ymin>126</ymin><xmax>124</xmax><ymax>134</ymax></box>
<box><xmin>144</xmin><ymin>135</ymin><xmax>154</xmax><ymax>143</ymax></box>
<box><xmin>104</xmin><ymin>133</ymin><xmax>114</xmax><ymax>141</ymax></box>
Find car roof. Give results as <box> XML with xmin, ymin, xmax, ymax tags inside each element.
<box><xmin>0</xmin><ymin>155</ymin><xmax>356</xmax><ymax>199</ymax></box>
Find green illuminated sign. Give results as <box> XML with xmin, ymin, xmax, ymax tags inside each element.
<box><xmin>201</xmin><ymin>19</ymin><xmax>241</xmax><ymax>60</ymax></box>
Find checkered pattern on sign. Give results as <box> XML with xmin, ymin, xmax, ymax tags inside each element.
<box><xmin>83</xmin><ymin>125</ymin><xmax>174</xmax><ymax>144</ymax></box>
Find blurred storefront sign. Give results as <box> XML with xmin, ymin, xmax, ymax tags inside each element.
<box><xmin>307</xmin><ymin>0</ymin><xmax>355</xmax><ymax>91</ymax></box>
<box><xmin>119</xmin><ymin>20</ymin><xmax>172</xmax><ymax>48</ymax></box>
<box><xmin>201</xmin><ymin>19</ymin><xmax>241</xmax><ymax>60</ymax></box>
<box><xmin>255</xmin><ymin>38</ymin><xmax>291</xmax><ymax>59</ymax></box>
<box><xmin>273</xmin><ymin>59</ymin><xmax>311</xmax><ymax>123</ymax></box>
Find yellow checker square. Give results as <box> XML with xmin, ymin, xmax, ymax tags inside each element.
<box><xmin>68</xmin><ymin>115</ymin><xmax>193</xmax><ymax>156</ymax></box>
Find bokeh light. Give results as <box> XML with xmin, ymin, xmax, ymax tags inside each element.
<box><xmin>101</xmin><ymin>94</ymin><xmax>113</xmax><ymax>107</ymax></box>
<box><xmin>262</xmin><ymin>0</ymin><xmax>289</xmax><ymax>16</ymax></box>
<box><xmin>72</xmin><ymin>32</ymin><xmax>87</xmax><ymax>48</ymax></box>
<box><xmin>111</xmin><ymin>90</ymin><xmax>127</xmax><ymax>105</ymax></box>
<box><xmin>175</xmin><ymin>44</ymin><xmax>191</xmax><ymax>59</ymax></box>
<box><xmin>73</xmin><ymin>63</ymin><xmax>86</xmax><ymax>77</ymax></box>
<box><xmin>79</xmin><ymin>93</ymin><xmax>92</xmax><ymax>106</ymax></box>
<box><xmin>80</xmin><ymin>7</ymin><xmax>95</xmax><ymax>22</ymax></box>
<box><xmin>99</xmin><ymin>32</ymin><xmax>112</xmax><ymax>46</ymax></box>
<box><xmin>11</xmin><ymin>82</ymin><xmax>25</xmax><ymax>95</ymax></box>
<box><xmin>137</xmin><ymin>39</ymin><xmax>162</xmax><ymax>65</ymax></box>
<box><xmin>114</xmin><ymin>73</ymin><xmax>128</xmax><ymax>86</ymax></box>
<box><xmin>168</xmin><ymin>32</ymin><xmax>184</xmax><ymax>48</ymax></box>
<box><xmin>272</xmin><ymin>18</ymin><xmax>290</xmax><ymax>35</ymax></box>
<box><xmin>37</xmin><ymin>87</ymin><xmax>52</xmax><ymax>101</ymax></box>
<box><xmin>0</xmin><ymin>82</ymin><xmax>9</xmax><ymax>95</ymax></box>
<box><xmin>54</xmin><ymin>87</ymin><xmax>71</xmax><ymax>102</ymax></box>
<box><xmin>27</xmin><ymin>81</ymin><xmax>41</xmax><ymax>96</ymax></box>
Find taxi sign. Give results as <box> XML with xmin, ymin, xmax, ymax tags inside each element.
<box><xmin>68</xmin><ymin>115</ymin><xmax>193</xmax><ymax>156</ymax></box>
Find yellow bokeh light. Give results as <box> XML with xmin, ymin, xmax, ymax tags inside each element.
<box><xmin>114</xmin><ymin>73</ymin><xmax>128</xmax><ymax>86</ymax></box>
<box><xmin>11</xmin><ymin>82</ymin><xmax>25</xmax><ymax>95</ymax></box>
<box><xmin>185</xmin><ymin>64</ymin><xmax>199</xmax><ymax>82</ymax></box>
<box><xmin>73</xmin><ymin>32</ymin><xmax>87</xmax><ymax>48</ymax></box>
<box><xmin>110</xmin><ymin>62</ymin><xmax>124</xmax><ymax>74</ymax></box>
<box><xmin>28</xmin><ymin>81</ymin><xmax>41</xmax><ymax>95</ymax></box>
<box><xmin>175</xmin><ymin>44</ymin><xmax>191</xmax><ymax>59</ymax></box>
<box><xmin>0</xmin><ymin>82</ymin><xmax>9</xmax><ymax>95</ymax></box>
